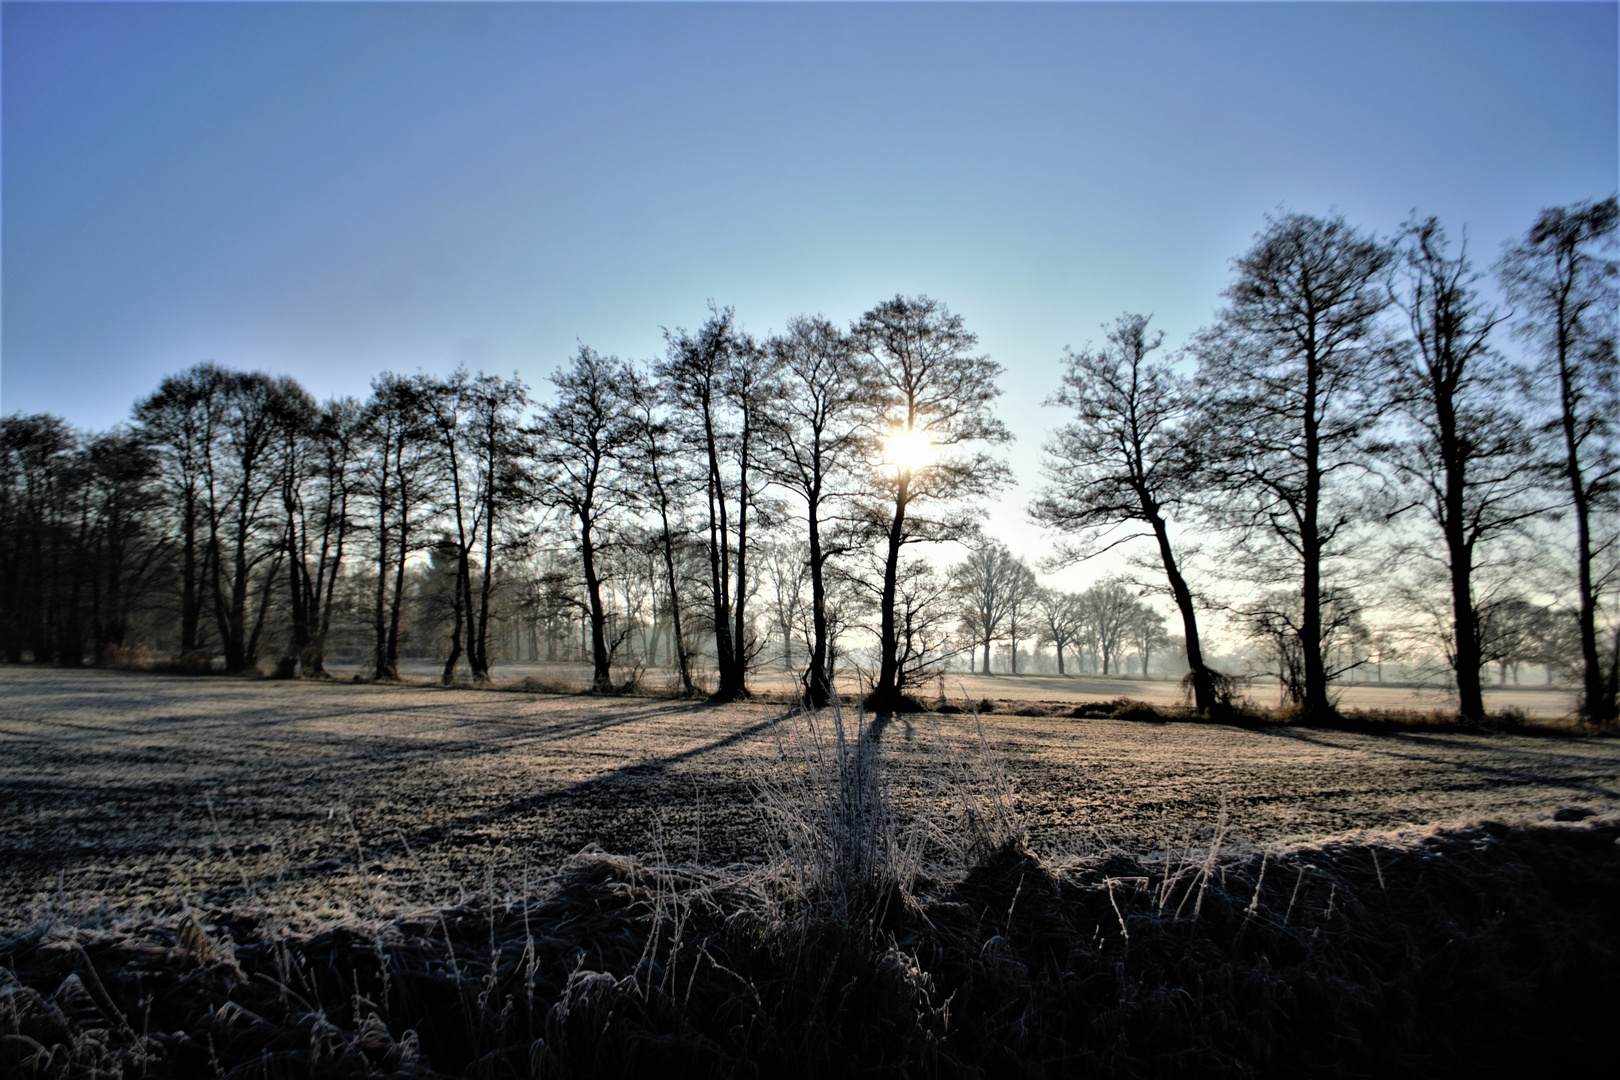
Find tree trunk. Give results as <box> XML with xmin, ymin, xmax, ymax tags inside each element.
<box><xmin>1148</xmin><ymin>506</ymin><xmax>1216</xmax><ymax>713</ymax></box>
<box><xmin>581</xmin><ymin>519</ymin><xmax>612</xmax><ymax>693</ymax></box>
<box><xmin>804</xmin><ymin>500</ymin><xmax>832</xmax><ymax>707</ymax></box>
<box><xmin>872</xmin><ymin>474</ymin><xmax>910</xmax><ymax>709</ymax></box>
<box><xmin>1300</xmin><ymin>352</ymin><xmax>1332</xmax><ymax>719</ymax></box>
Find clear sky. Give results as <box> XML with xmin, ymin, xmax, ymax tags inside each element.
<box><xmin>3</xmin><ymin>1</ymin><xmax>1616</xmax><ymax>566</ymax></box>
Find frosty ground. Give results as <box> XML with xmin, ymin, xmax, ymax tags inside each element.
<box><xmin>3</xmin><ymin>666</ymin><xmax>1614</xmax><ymax>925</ymax></box>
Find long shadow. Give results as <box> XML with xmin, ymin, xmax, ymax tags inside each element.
<box><xmin>0</xmin><ymin>703</ymin><xmax>804</xmax><ymax>899</ymax></box>
<box><xmin>308</xmin><ymin>705</ymin><xmax>804</xmax><ymax>873</ymax></box>
<box><xmin>2</xmin><ymin>692</ymin><xmax>738</xmax><ymax>778</ymax></box>
<box><xmin>1261</xmin><ymin>725</ymin><xmax>1620</xmax><ymax>802</ymax></box>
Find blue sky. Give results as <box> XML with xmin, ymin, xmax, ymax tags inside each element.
<box><xmin>3</xmin><ymin>2</ymin><xmax>1616</xmax><ymax>560</ymax></box>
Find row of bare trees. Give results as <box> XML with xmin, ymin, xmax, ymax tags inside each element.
<box><xmin>1034</xmin><ymin>198</ymin><xmax>1617</xmax><ymax>723</ymax></box>
<box><xmin>1</xmin><ymin>295</ymin><xmax>1013</xmax><ymax>709</ymax></box>
<box><xmin>3</xmin><ymin>200</ymin><xmax>1611</xmax><ymax>720</ymax></box>
<box><xmin>949</xmin><ymin>540</ymin><xmax>1169</xmax><ymax>677</ymax></box>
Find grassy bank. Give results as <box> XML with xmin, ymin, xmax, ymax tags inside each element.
<box><xmin>4</xmin><ymin>811</ymin><xmax>1617</xmax><ymax>1078</ymax></box>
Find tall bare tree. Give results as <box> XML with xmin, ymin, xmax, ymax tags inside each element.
<box><xmin>622</xmin><ymin>365</ymin><xmax>698</xmax><ymax>695</ymax></box>
<box><xmin>204</xmin><ymin>371</ymin><xmax>306</xmax><ymax>674</ymax></box>
<box><xmin>1002</xmin><ymin>558</ymin><xmax>1039</xmax><ymax>674</ymax></box>
<box><xmin>1079</xmin><ymin>577</ymin><xmax>1139</xmax><ymax>676</ymax></box>
<box><xmin>1032</xmin><ymin>313</ymin><xmax>1219</xmax><ymax>711</ymax></box>
<box><xmin>1386</xmin><ymin>216</ymin><xmax>1538</xmax><ymax>722</ymax></box>
<box><xmin>1192</xmin><ymin>213</ymin><xmax>1394</xmax><ymax>719</ymax></box>
<box><xmin>458</xmin><ymin>372</ymin><xmax>530</xmax><ymax>680</ymax></box>
<box><xmin>133</xmin><ymin>363</ymin><xmax>231</xmax><ymax>660</ymax></box>
<box><xmin>853</xmin><ymin>295</ymin><xmax>1010</xmax><ymax>709</ymax></box>
<box><xmin>762</xmin><ymin>315</ymin><xmax>876</xmax><ymax>705</ymax></box>
<box><xmin>532</xmin><ymin>346</ymin><xmax>635</xmax><ymax>693</ymax></box>
<box><xmin>360</xmin><ymin>373</ymin><xmax>438</xmax><ymax>680</ymax></box>
<box><xmin>658</xmin><ymin>306</ymin><xmax>778</xmax><ymax>701</ymax></box>
<box><xmin>278</xmin><ymin>396</ymin><xmax>361</xmax><ymax>677</ymax></box>
<box><xmin>1499</xmin><ymin>196</ymin><xmax>1619</xmax><ymax>724</ymax></box>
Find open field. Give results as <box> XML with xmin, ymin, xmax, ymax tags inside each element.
<box><xmin>4</xmin><ymin>666</ymin><xmax>1619</xmax><ymax>1076</ymax></box>
<box><xmin>2</xmin><ymin>666</ymin><xmax>1614</xmax><ymax>924</ymax></box>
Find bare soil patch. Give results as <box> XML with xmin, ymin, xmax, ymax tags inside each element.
<box><xmin>2</xmin><ymin>666</ymin><xmax>1616</xmax><ymax>925</ymax></box>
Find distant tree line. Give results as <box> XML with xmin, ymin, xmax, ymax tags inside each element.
<box><xmin>2</xmin><ymin>199</ymin><xmax>1614</xmax><ymax>721</ymax></box>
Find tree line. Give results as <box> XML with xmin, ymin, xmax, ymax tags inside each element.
<box><xmin>2</xmin><ymin>198</ymin><xmax>1614</xmax><ymax>721</ymax></box>
<box><xmin>1033</xmin><ymin>198</ymin><xmax>1617</xmax><ymax>724</ymax></box>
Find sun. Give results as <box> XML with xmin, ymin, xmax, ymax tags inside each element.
<box><xmin>883</xmin><ymin>427</ymin><xmax>936</xmax><ymax>474</ymax></box>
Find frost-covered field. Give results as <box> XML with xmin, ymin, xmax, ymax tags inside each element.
<box><xmin>3</xmin><ymin>666</ymin><xmax>1615</xmax><ymax>925</ymax></box>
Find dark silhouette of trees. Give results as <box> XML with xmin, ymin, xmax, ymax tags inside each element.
<box><xmin>360</xmin><ymin>373</ymin><xmax>438</xmax><ymax>680</ymax></box>
<box><xmin>196</xmin><ymin>370</ymin><xmax>306</xmax><ymax>674</ymax></box>
<box><xmin>419</xmin><ymin>370</ymin><xmax>478</xmax><ymax>685</ymax></box>
<box><xmin>6</xmin><ymin>209</ymin><xmax>1610</xmax><ymax>715</ymax></box>
<box><xmin>1385</xmin><ymin>216</ymin><xmax>1537</xmax><ymax>722</ymax></box>
<box><xmin>463</xmin><ymin>373</ymin><xmax>531</xmax><ymax>680</ymax></box>
<box><xmin>278</xmin><ymin>396</ymin><xmax>361</xmax><ymax>678</ymax></box>
<box><xmin>418</xmin><ymin>369</ymin><xmax>530</xmax><ymax>684</ymax></box>
<box><xmin>133</xmin><ymin>363</ymin><xmax>231</xmax><ymax>661</ymax></box>
<box><xmin>532</xmin><ymin>346</ymin><xmax>636</xmax><ymax>693</ymax></box>
<box><xmin>0</xmin><ymin>418</ymin><xmax>165</xmax><ymax>666</ymax></box>
<box><xmin>1192</xmin><ymin>213</ymin><xmax>1395</xmax><ymax>719</ymax></box>
<box><xmin>658</xmin><ymin>306</ymin><xmax>778</xmax><ymax>702</ymax></box>
<box><xmin>621</xmin><ymin>367</ymin><xmax>698</xmax><ymax>696</ymax></box>
<box><xmin>763</xmin><ymin>315</ymin><xmax>876</xmax><ymax>706</ymax></box>
<box><xmin>1499</xmin><ymin>196</ymin><xmax>1618</xmax><ymax>724</ymax></box>
<box><xmin>1032</xmin><ymin>313</ymin><xmax>1220</xmax><ymax>711</ymax></box>
<box><xmin>854</xmin><ymin>295</ymin><xmax>1010</xmax><ymax>710</ymax></box>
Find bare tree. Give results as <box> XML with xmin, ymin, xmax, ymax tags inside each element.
<box><xmin>1127</xmin><ymin>603</ymin><xmax>1172</xmax><ymax>677</ymax></box>
<box><xmin>1032</xmin><ymin>313</ymin><xmax>1219</xmax><ymax>710</ymax></box>
<box><xmin>1002</xmin><ymin>559</ymin><xmax>1039</xmax><ymax>674</ymax></box>
<box><xmin>278</xmin><ymin>395</ymin><xmax>361</xmax><ymax>678</ymax></box>
<box><xmin>951</xmin><ymin>539</ymin><xmax>1025</xmax><ymax>674</ymax></box>
<box><xmin>79</xmin><ymin>429</ymin><xmax>166</xmax><ymax>664</ymax></box>
<box><xmin>359</xmin><ymin>373</ymin><xmax>439</xmax><ymax>681</ymax></box>
<box><xmin>1499</xmin><ymin>196</ymin><xmax>1619</xmax><ymax>724</ymax></box>
<box><xmin>762</xmin><ymin>315</ymin><xmax>876</xmax><ymax>706</ymax></box>
<box><xmin>658</xmin><ymin>306</ymin><xmax>780</xmax><ymax>701</ymax></box>
<box><xmin>1192</xmin><ymin>213</ymin><xmax>1395</xmax><ymax>718</ymax></box>
<box><xmin>1034</xmin><ymin>589</ymin><xmax>1083</xmax><ymax>674</ymax></box>
<box><xmin>1241</xmin><ymin>587</ymin><xmax>1369</xmax><ymax>706</ymax></box>
<box><xmin>133</xmin><ymin>363</ymin><xmax>232</xmax><ymax>661</ymax></box>
<box><xmin>532</xmin><ymin>346</ymin><xmax>635</xmax><ymax>693</ymax></box>
<box><xmin>1079</xmin><ymin>577</ymin><xmax>1139</xmax><ymax>676</ymax></box>
<box><xmin>761</xmin><ymin>538</ymin><xmax>812</xmax><ymax>673</ymax></box>
<box><xmin>621</xmin><ymin>366</ymin><xmax>699</xmax><ymax>695</ymax></box>
<box><xmin>461</xmin><ymin>372</ymin><xmax>530</xmax><ymax>680</ymax></box>
<box><xmin>854</xmin><ymin>295</ymin><xmax>1011</xmax><ymax>709</ymax></box>
<box><xmin>1385</xmin><ymin>215</ymin><xmax>1539</xmax><ymax>722</ymax></box>
<box><xmin>205</xmin><ymin>371</ymin><xmax>305</xmax><ymax>674</ymax></box>
<box><xmin>891</xmin><ymin>557</ymin><xmax>957</xmax><ymax>693</ymax></box>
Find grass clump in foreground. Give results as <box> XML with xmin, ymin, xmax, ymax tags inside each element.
<box><xmin>3</xmin><ymin>701</ymin><xmax>1617</xmax><ymax>1078</ymax></box>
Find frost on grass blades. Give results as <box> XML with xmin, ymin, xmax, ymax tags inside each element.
<box><xmin>3</xmin><ymin>677</ymin><xmax>1618</xmax><ymax>1077</ymax></box>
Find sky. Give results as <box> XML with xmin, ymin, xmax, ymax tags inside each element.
<box><xmin>2</xmin><ymin>1</ymin><xmax>1616</xmax><ymax>577</ymax></box>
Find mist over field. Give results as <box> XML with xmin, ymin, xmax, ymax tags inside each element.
<box><xmin>2</xmin><ymin>3</ymin><xmax>1617</xmax><ymax>1076</ymax></box>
